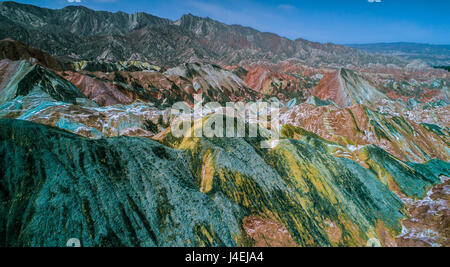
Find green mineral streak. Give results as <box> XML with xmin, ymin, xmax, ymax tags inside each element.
<box><xmin>1</xmin><ymin>118</ymin><xmax>448</xmax><ymax>247</ymax></box>
<box><xmin>17</xmin><ymin>100</ymin><xmax>67</xmax><ymax>120</ymax></box>
<box><xmin>405</xmin><ymin>159</ymin><xmax>450</xmax><ymax>185</ymax></box>
<box><xmin>263</xmin><ymin>139</ymin><xmax>404</xmax><ymax>244</ymax></box>
<box><xmin>0</xmin><ymin>61</ymin><xmax>86</xmax><ymax>106</ymax></box>
<box><xmin>421</xmin><ymin>123</ymin><xmax>448</xmax><ymax>137</ymax></box>
<box><xmin>0</xmin><ymin>119</ymin><xmax>240</xmax><ymax>247</ymax></box>
<box><xmin>305</xmin><ymin>96</ymin><xmax>337</xmax><ymax>107</ymax></box>
<box><xmin>361</xmin><ymin>145</ymin><xmax>449</xmax><ymax>198</ymax></box>
<box><xmin>56</xmin><ymin>117</ymin><xmax>102</xmax><ymax>139</ymax></box>
<box><xmin>422</xmin><ymin>100</ymin><xmax>447</xmax><ymax>110</ymax></box>
<box><xmin>162</xmin><ymin>120</ymin><xmax>410</xmax><ymax>246</ymax></box>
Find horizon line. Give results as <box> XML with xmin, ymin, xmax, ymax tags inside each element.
<box><xmin>1</xmin><ymin>0</ymin><xmax>449</xmax><ymax>46</ymax></box>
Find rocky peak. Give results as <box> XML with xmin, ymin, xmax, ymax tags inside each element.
<box><xmin>0</xmin><ymin>59</ymin><xmax>86</xmax><ymax>105</ymax></box>
<box><xmin>312</xmin><ymin>68</ymin><xmax>390</xmax><ymax>108</ymax></box>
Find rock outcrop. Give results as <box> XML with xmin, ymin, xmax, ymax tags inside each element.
<box><xmin>312</xmin><ymin>69</ymin><xmax>390</xmax><ymax>108</ymax></box>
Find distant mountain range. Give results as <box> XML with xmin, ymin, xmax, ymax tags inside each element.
<box><xmin>0</xmin><ymin>1</ymin><xmax>406</xmax><ymax>67</ymax></box>
<box><xmin>347</xmin><ymin>43</ymin><xmax>450</xmax><ymax>66</ymax></box>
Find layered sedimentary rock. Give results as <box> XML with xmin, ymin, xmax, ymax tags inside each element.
<box><xmin>0</xmin><ymin>1</ymin><xmax>449</xmax><ymax>248</ymax></box>
<box><xmin>396</xmin><ymin>176</ymin><xmax>450</xmax><ymax>247</ymax></box>
<box><xmin>407</xmin><ymin>103</ymin><xmax>449</xmax><ymax>128</ymax></box>
<box><xmin>0</xmin><ymin>61</ymin><xmax>169</xmax><ymax>138</ymax></box>
<box><xmin>312</xmin><ymin>68</ymin><xmax>390</xmax><ymax>108</ymax></box>
<box><xmin>244</xmin><ymin>67</ymin><xmax>316</xmax><ymax>102</ymax></box>
<box><xmin>1</xmin><ymin>117</ymin><xmax>448</xmax><ymax>246</ymax></box>
<box><xmin>61</xmin><ymin>62</ymin><xmax>263</xmax><ymax>107</ymax></box>
<box><xmin>164</xmin><ymin>63</ymin><xmax>261</xmax><ymax>103</ymax></box>
<box><xmin>0</xmin><ymin>59</ymin><xmax>87</xmax><ymax>105</ymax></box>
<box><xmin>60</xmin><ymin>70</ymin><xmax>192</xmax><ymax>107</ymax></box>
<box><xmin>72</xmin><ymin>60</ymin><xmax>161</xmax><ymax>73</ymax></box>
<box><xmin>281</xmin><ymin>103</ymin><xmax>449</xmax><ymax>163</ymax></box>
<box><xmin>0</xmin><ymin>59</ymin><xmax>261</xmax><ymax>139</ymax></box>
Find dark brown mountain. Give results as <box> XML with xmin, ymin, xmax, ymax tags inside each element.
<box><xmin>0</xmin><ymin>38</ymin><xmax>66</xmax><ymax>70</ymax></box>
<box><xmin>0</xmin><ymin>1</ymin><xmax>406</xmax><ymax>67</ymax></box>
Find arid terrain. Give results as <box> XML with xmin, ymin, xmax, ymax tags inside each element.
<box><xmin>0</xmin><ymin>1</ymin><xmax>449</xmax><ymax>247</ymax></box>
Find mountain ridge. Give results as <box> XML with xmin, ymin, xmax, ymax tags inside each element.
<box><xmin>0</xmin><ymin>1</ymin><xmax>407</xmax><ymax>67</ymax></box>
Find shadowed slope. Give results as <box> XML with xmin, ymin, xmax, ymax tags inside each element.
<box><xmin>0</xmin><ymin>59</ymin><xmax>87</xmax><ymax>104</ymax></box>
<box><xmin>0</xmin><ymin>38</ymin><xmax>66</xmax><ymax>70</ymax></box>
<box><xmin>0</xmin><ymin>119</ymin><xmax>243</xmax><ymax>247</ymax></box>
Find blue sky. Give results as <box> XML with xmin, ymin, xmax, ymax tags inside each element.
<box><xmin>3</xmin><ymin>0</ymin><xmax>450</xmax><ymax>44</ymax></box>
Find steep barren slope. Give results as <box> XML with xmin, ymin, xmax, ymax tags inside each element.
<box><xmin>312</xmin><ymin>68</ymin><xmax>390</xmax><ymax>108</ymax></box>
<box><xmin>0</xmin><ymin>1</ymin><xmax>406</xmax><ymax>67</ymax></box>
<box><xmin>0</xmin><ymin>59</ymin><xmax>87</xmax><ymax>104</ymax></box>
<box><xmin>2</xmin><ymin>117</ymin><xmax>448</xmax><ymax>246</ymax></box>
